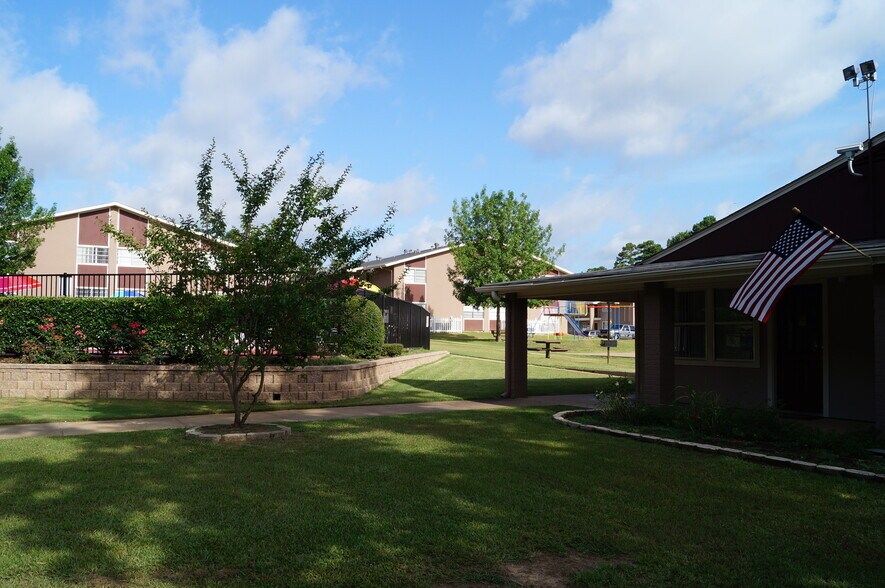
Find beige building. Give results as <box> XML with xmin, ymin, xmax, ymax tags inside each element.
<box><xmin>28</xmin><ymin>202</ymin><xmax>164</xmax><ymax>296</ymax></box>
<box><xmin>359</xmin><ymin>245</ymin><xmax>575</xmax><ymax>333</ymax></box>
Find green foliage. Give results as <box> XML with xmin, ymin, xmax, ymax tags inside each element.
<box><xmin>105</xmin><ymin>143</ymin><xmax>393</xmax><ymax>425</ymax></box>
<box><xmin>19</xmin><ymin>316</ymin><xmax>86</xmax><ymax>364</ymax></box>
<box><xmin>673</xmin><ymin>387</ymin><xmax>724</xmax><ymax>434</ymax></box>
<box><xmin>594</xmin><ymin>378</ymin><xmax>637</xmax><ymax>421</ymax></box>
<box><xmin>337</xmin><ymin>296</ymin><xmax>385</xmax><ymax>359</ymax></box>
<box><xmin>0</xmin><ymin>297</ymin><xmax>187</xmax><ymax>363</ymax></box>
<box><xmin>585</xmin><ymin>265</ymin><xmax>607</xmax><ymax>272</ymax></box>
<box><xmin>613</xmin><ymin>240</ymin><xmax>662</xmax><ymax>268</ymax></box>
<box><xmin>382</xmin><ymin>343</ymin><xmax>404</xmax><ymax>357</ymax></box>
<box><xmin>444</xmin><ymin>188</ymin><xmax>563</xmax><ymax>340</ymax></box>
<box><xmin>0</xmin><ymin>133</ymin><xmax>55</xmax><ymax>274</ymax></box>
<box><xmin>667</xmin><ymin>214</ymin><xmax>717</xmax><ymax>247</ymax></box>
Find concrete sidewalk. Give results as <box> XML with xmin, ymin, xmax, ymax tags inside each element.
<box><xmin>0</xmin><ymin>394</ymin><xmax>600</xmax><ymax>440</ymax></box>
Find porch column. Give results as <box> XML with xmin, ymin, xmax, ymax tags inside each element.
<box><xmin>639</xmin><ymin>282</ymin><xmax>674</xmax><ymax>405</ymax></box>
<box><xmin>504</xmin><ymin>294</ymin><xmax>528</xmax><ymax>398</ymax></box>
<box><xmin>874</xmin><ymin>266</ymin><xmax>885</xmax><ymax>430</ymax></box>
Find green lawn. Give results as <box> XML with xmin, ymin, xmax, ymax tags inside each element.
<box><xmin>0</xmin><ymin>355</ymin><xmax>620</xmax><ymax>425</ymax></box>
<box><xmin>431</xmin><ymin>332</ymin><xmax>636</xmax><ymax>373</ymax></box>
<box><xmin>0</xmin><ymin>408</ymin><xmax>881</xmax><ymax>587</ymax></box>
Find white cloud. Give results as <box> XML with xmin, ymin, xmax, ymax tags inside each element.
<box><xmin>102</xmin><ymin>0</ymin><xmax>199</xmax><ymax>82</ymax></box>
<box><xmin>540</xmin><ymin>175</ymin><xmax>630</xmax><ymax>240</ymax></box>
<box><xmin>0</xmin><ymin>59</ymin><xmax>115</xmax><ymax>180</ymax></box>
<box><xmin>507</xmin><ymin>0</ymin><xmax>885</xmax><ymax>156</ymax></box>
<box><xmin>505</xmin><ymin>0</ymin><xmax>547</xmax><ymax>23</ymax></box>
<box><xmin>339</xmin><ymin>168</ymin><xmax>435</xmax><ymax>218</ymax></box>
<box><xmin>371</xmin><ymin>216</ymin><xmax>448</xmax><ymax>259</ymax></box>
<box><xmin>113</xmin><ymin>6</ymin><xmax>378</xmax><ymax>220</ymax></box>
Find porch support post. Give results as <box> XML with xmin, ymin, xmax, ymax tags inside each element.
<box><xmin>504</xmin><ymin>294</ymin><xmax>528</xmax><ymax>398</ymax></box>
<box><xmin>874</xmin><ymin>266</ymin><xmax>885</xmax><ymax>431</ymax></box>
<box><xmin>639</xmin><ymin>282</ymin><xmax>674</xmax><ymax>405</ymax></box>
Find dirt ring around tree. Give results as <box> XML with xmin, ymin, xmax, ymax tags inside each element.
<box><xmin>185</xmin><ymin>423</ymin><xmax>291</xmax><ymax>443</ymax></box>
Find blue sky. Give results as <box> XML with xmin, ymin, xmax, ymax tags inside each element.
<box><xmin>0</xmin><ymin>0</ymin><xmax>883</xmax><ymax>271</ymax></box>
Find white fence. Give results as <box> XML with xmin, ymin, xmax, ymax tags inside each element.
<box><xmin>430</xmin><ymin>317</ymin><xmax>464</xmax><ymax>333</ymax></box>
<box><xmin>430</xmin><ymin>314</ymin><xmax>562</xmax><ymax>335</ymax></box>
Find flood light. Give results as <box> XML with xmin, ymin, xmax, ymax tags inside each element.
<box><xmin>859</xmin><ymin>59</ymin><xmax>877</xmax><ymax>78</ymax></box>
<box><xmin>843</xmin><ymin>65</ymin><xmax>857</xmax><ymax>82</ymax></box>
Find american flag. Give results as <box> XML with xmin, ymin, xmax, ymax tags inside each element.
<box><xmin>729</xmin><ymin>214</ymin><xmax>839</xmax><ymax>323</ymax></box>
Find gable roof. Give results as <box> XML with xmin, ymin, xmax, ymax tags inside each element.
<box><xmin>358</xmin><ymin>243</ymin><xmax>572</xmax><ymax>274</ymax></box>
<box><xmin>644</xmin><ymin>130</ymin><xmax>885</xmax><ymax>264</ymax></box>
<box><xmin>358</xmin><ymin>244</ymin><xmax>452</xmax><ymax>270</ymax></box>
<box><xmin>54</xmin><ymin>201</ymin><xmax>177</xmax><ymax>229</ymax></box>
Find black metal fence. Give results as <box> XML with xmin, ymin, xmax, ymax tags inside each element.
<box><xmin>362</xmin><ymin>290</ymin><xmax>431</xmax><ymax>349</ymax></box>
<box><xmin>0</xmin><ymin>274</ymin><xmax>432</xmax><ymax>349</ymax></box>
<box><xmin>0</xmin><ymin>273</ymin><xmax>172</xmax><ymax>298</ymax></box>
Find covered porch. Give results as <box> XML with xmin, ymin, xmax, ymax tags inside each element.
<box><xmin>481</xmin><ymin>243</ymin><xmax>885</xmax><ymax>430</ymax></box>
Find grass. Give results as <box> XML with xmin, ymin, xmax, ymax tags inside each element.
<box><xmin>0</xmin><ymin>355</ymin><xmax>623</xmax><ymax>425</ymax></box>
<box><xmin>431</xmin><ymin>332</ymin><xmax>636</xmax><ymax>373</ymax></box>
<box><xmin>0</xmin><ymin>408</ymin><xmax>881</xmax><ymax>587</ymax></box>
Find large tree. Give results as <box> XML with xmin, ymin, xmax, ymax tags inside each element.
<box><xmin>613</xmin><ymin>240</ymin><xmax>662</xmax><ymax>268</ymax></box>
<box><xmin>0</xmin><ymin>133</ymin><xmax>55</xmax><ymax>274</ymax></box>
<box><xmin>107</xmin><ymin>144</ymin><xmax>393</xmax><ymax>426</ymax></box>
<box><xmin>445</xmin><ymin>188</ymin><xmax>563</xmax><ymax>341</ymax></box>
<box><xmin>667</xmin><ymin>215</ymin><xmax>716</xmax><ymax>247</ymax></box>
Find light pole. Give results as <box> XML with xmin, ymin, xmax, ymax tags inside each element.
<box><xmin>843</xmin><ymin>60</ymin><xmax>877</xmax><ymax>147</ymax></box>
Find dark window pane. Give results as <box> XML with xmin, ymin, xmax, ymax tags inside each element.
<box><xmin>675</xmin><ymin>325</ymin><xmax>705</xmax><ymax>358</ymax></box>
<box><xmin>714</xmin><ymin>324</ymin><xmax>754</xmax><ymax>360</ymax></box>
<box><xmin>714</xmin><ymin>288</ymin><xmax>747</xmax><ymax>322</ymax></box>
<box><xmin>675</xmin><ymin>290</ymin><xmax>705</xmax><ymax>323</ymax></box>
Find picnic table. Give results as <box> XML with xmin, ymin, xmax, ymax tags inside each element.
<box><xmin>529</xmin><ymin>339</ymin><xmax>568</xmax><ymax>359</ymax></box>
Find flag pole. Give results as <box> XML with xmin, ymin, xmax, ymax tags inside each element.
<box><xmin>791</xmin><ymin>207</ymin><xmax>871</xmax><ymax>260</ymax></box>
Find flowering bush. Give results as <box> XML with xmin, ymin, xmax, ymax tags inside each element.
<box><xmin>20</xmin><ymin>317</ymin><xmax>86</xmax><ymax>364</ymax></box>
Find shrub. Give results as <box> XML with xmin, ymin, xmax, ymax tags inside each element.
<box><xmin>0</xmin><ymin>297</ymin><xmax>184</xmax><ymax>363</ymax></box>
<box><xmin>20</xmin><ymin>316</ymin><xmax>86</xmax><ymax>364</ymax></box>
<box><xmin>594</xmin><ymin>377</ymin><xmax>638</xmax><ymax>422</ymax></box>
<box><xmin>336</xmin><ymin>296</ymin><xmax>384</xmax><ymax>359</ymax></box>
<box><xmin>382</xmin><ymin>343</ymin><xmax>404</xmax><ymax>357</ymax></box>
<box><xmin>673</xmin><ymin>387</ymin><xmax>725</xmax><ymax>435</ymax></box>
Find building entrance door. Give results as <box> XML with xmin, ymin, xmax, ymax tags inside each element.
<box><xmin>776</xmin><ymin>284</ymin><xmax>823</xmax><ymax>414</ymax></box>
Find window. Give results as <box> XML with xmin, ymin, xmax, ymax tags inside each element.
<box><xmin>674</xmin><ymin>290</ymin><xmax>705</xmax><ymax>359</ymax></box>
<box><xmin>77</xmin><ymin>246</ymin><xmax>109</xmax><ymax>264</ymax></box>
<box><xmin>76</xmin><ymin>287</ymin><xmax>107</xmax><ymax>298</ymax></box>
<box><xmin>117</xmin><ymin>247</ymin><xmax>146</xmax><ymax>267</ymax></box>
<box><xmin>674</xmin><ymin>288</ymin><xmax>756</xmax><ymax>363</ymax></box>
<box><xmin>463</xmin><ymin>306</ymin><xmax>484</xmax><ymax>320</ymax></box>
<box><xmin>714</xmin><ymin>289</ymin><xmax>754</xmax><ymax>361</ymax></box>
<box><xmin>403</xmin><ymin>267</ymin><xmax>426</xmax><ymax>284</ymax></box>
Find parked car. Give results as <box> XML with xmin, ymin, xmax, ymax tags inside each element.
<box><xmin>599</xmin><ymin>324</ymin><xmax>636</xmax><ymax>340</ymax></box>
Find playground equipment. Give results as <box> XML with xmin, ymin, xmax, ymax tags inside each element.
<box><xmin>542</xmin><ymin>302</ymin><xmax>635</xmax><ymax>337</ymax></box>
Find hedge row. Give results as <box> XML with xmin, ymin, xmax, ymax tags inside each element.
<box><xmin>0</xmin><ymin>295</ymin><xmax>387</xmax><ymax>364</ymax></box>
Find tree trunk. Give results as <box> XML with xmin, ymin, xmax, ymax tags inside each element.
<box><xmin>495</xmin><ymin>303</ymin><xmax>501</xmax><ymax>342</ymax></box>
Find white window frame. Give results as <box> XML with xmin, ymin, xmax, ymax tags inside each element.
<box><xmin>76</xmin><ymin>287</ymin><xmax>107</xmax><ymax>298</ymax></box>
<box><xmin>463</xmin><ymin>305</ymin><xmax>484</xmax><ymax>320</ymax></box>
<box><xmin>117</xmin><ymin>247</ymin><xmax>146</xmax><ymax>268</ymax></box>
<box><xmin>77</xmin><ymin>245</ymin><xmax>109</xmax><ymax>265</ymax></box>
<box><xmin>403</xmin><ymin>267</ymin><xmax>427</xmax><ymax>284</ymax></box>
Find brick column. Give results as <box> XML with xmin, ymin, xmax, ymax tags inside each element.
<box><xmin>504</xmin><ymin>294</ymin><xmax>528</xmax><ymax>398</ymax></box>
<box><xmin>874</xmin><ymin>266</ymin><xmax>885</xmax><ymax>431</ymax></box>
<box><xmin>639</xmin><ymin>283</ymin><xmax>674</xmax><ymax>406</ymax></box>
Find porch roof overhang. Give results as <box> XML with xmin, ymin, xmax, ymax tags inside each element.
<box><xmin>476</xmin><ymin>240</ymin><xmax>885</xmax><ymax>301</ymax></box>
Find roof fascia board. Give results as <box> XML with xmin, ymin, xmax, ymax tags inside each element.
<box><xmin>479</xmin><ymin>245</ymin><xmax>885</xmax><ymax>297</ymax></box>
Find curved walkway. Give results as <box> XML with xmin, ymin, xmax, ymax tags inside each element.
<box><xmin>0</xmin><ymin>394</ymin><xmax>600</xmax><ymax>440</ymax></box>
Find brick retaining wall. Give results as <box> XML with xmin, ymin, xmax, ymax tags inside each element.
<box><xmin>0</xmin><ymin>351</ymin><xmax>448</xmax><ymax>403</ymax></box>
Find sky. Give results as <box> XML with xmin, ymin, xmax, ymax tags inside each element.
<box><xmin>0</xmin><ymin>0</ymin><xmax>883</xmax><ymax>272</ymax></box>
